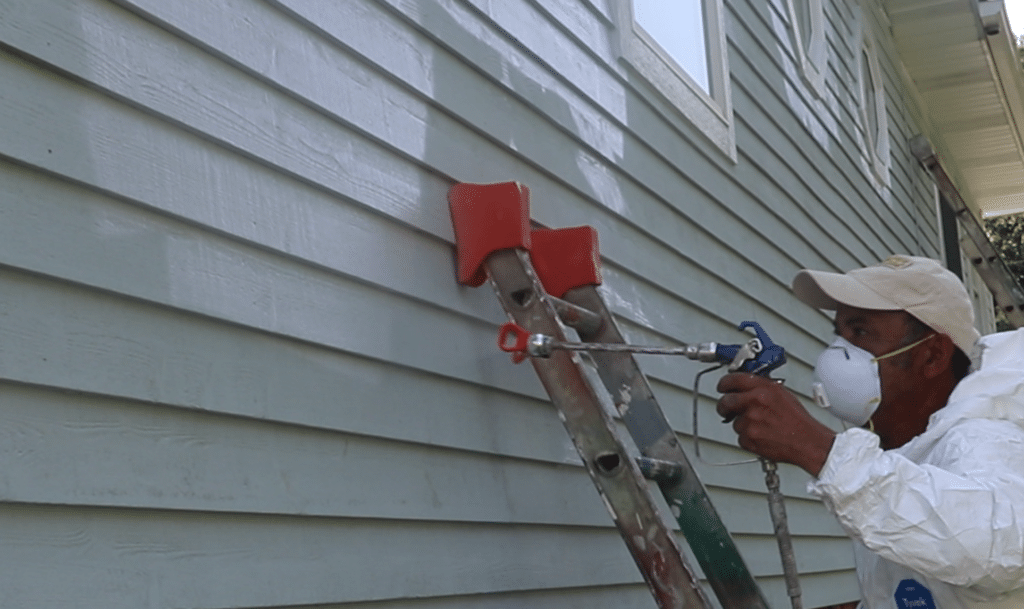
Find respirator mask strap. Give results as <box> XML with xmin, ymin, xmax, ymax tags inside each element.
<box><xmin>870</xmin><ymin>333</ymin><xmax>935</xmax><ymax>364</ymax></box>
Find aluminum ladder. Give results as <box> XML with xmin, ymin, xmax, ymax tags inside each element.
<box><xmin>448</xmin><ymin>181</ymin><xmax>774</xmax><ymax>609</ymax></box>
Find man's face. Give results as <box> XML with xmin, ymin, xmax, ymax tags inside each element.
<box><xmin>832</xmin><ymin>304</ymin><xmax>913</xmax><ymax>358</ymax></box>
<box><xmin>832</xmin><ymin>304</ymin><xmax>927</xmax><ymax>446</ymax></box>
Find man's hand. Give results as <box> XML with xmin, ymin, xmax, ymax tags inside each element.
<box><xmin>715</xmin><ymin>373</ymin><xmax>836</xmax><ymax>477</ymax></box>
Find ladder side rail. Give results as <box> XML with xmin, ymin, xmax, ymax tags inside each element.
<box><xmin>485</xmin><ymin>249</ymin><xmax>711</xmax><ymax>609</ymax></box>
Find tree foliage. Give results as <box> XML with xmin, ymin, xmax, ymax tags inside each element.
<box><xmin>984</xmin><ymin>212</ymin><xmax>1024</xmax><ymax>284</ymax></box>
<box><xmin>984</xmin><ymin>213</ymin><xmax>1024</xmax><ymax>331</ymax></box>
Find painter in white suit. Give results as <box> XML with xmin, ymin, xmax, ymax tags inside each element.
<box><xmin>717</xmin><ymin>255</ymin><xmax>1024</xmax><ymax>608</ymax></box>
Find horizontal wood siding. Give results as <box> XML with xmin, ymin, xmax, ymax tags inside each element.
<box><xmin>0</xmin><ymin>0</ymin><xmax>952</xmax><ymax>606</ymax></box>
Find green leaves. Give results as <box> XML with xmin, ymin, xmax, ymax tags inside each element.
<box><xmin>985</xmin><ymin>213</ymin><xmax>1024</xmax><ymax>284</ymax></box>
<box><xmin>984</xmin><ymin>213</ymin><xmax>1024</xmax><ymax>330</ymax></box>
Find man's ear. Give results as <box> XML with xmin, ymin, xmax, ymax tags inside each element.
<box><xmin>921</xmin><ymin>334</ymin><xmax>956</xmax><ymax>379</ymax></box>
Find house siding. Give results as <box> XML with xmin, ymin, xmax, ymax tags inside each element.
<box><xmin>0</xmin><ymin>0</ymin><xmax>989</xmax><ymax>607</ymax></box>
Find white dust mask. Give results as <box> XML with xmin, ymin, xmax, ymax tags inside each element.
<box><xmin>811</xmin><ymin>334</ymin><xmax>934</xmax><ymax>426</ymax></box>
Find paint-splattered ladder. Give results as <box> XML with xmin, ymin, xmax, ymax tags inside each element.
<box><xmin>448</xmin><ymin>181</ymin><xmax>773</xmax><ymax>609</ymax></box>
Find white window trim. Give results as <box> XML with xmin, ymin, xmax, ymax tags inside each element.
<box><xmin>785</xmin><ymin>0</ymin><xmax>827</xmax><ymax>95</ymax></box>
<box><xmin>615</xmin><ymin>0</ymin><xmax>735</xmax><ymax>160</ymax></box>
<box><xmin>857</xmin><ymin>21</ymin><xmax>891</xmax><ymax>189</ymax></box>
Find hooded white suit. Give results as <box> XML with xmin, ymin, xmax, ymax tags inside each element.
<box><xmin>808</xmin><ymin>329</ymin><xmax>1024</xmax><ymax>608</ymax></box>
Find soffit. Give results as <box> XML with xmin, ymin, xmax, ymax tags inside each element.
<box><xmin>887</xmin><ymin>0</ymin><xmax>1024</xmax><ymax>218</ymax></box>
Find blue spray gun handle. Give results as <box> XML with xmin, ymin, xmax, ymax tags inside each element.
<box><xmin>714</xmin><ymin>321</ymin><xmax>786</xmax><ymax>376</ymax></box>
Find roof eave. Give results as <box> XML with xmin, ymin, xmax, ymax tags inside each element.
<box><xmin>888</xmin><ymin>0</ymin><xmax>1024</xmax><ymax>218</ymax></box>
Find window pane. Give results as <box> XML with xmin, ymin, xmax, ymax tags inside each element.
<box><xmin>634</xmin><ymin>0</ymin><xmax>709</xmax><ymax>92</ymax></box>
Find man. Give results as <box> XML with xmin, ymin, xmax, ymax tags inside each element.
<box><xmin>716</xmin><ymin>255</ymin><xmax>1024</xmax><ymax>608</ymax></box>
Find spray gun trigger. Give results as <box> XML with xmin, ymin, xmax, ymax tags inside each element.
<box><xmin>728</xmin><ymin>338</ymin><xmax>763</xmax><ymax>372</ymax></box>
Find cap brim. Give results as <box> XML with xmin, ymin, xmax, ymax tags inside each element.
<box><xmin>792</xmin><ymin>269</ymin><xmax>901</xmax><ymax>311</ymax></box>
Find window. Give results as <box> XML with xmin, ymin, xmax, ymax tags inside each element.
<box><xmin>787</xmin><ymin>0</ymin><xmax>827</xmax><ymax>93</ymax></box>
<box><xmin>616</xmin><ymin>0</ymin><xmax>734</xmax><ymax>159</ymax></box>
<box><xmin>633</xmin><ymin>0</ymin><xmax>710</xmax><ymax>92</ymax></box>
<box><xmin>937</xmin><ymin>190</ymin><xmax>963</xmax><ymax>280</ymax></box>
<box><xmin>857</xmin><ymin>25</ymin><xmax>890</xmax><ymax>187</ymax></box>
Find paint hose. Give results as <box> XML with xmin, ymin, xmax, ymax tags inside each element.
<box><xmin>762</xmin><ymin>458</ymin><xmax>802</xmax><ymax>609</ymax></box>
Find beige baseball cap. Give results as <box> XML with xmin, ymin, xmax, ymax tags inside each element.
<box><xmin>792</xmin><ymin>255</ymin><xmax>980</xmax><ymax>356</ymax></box>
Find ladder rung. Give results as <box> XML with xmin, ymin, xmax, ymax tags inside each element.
<box><xmin>636</xmin><ymin>457</ymin><xmax>685</xmax><ymax>482</ymax></box>
<box><xmin>549</xmin><ymin>295</ymin><xmax>602</xmax><ymax>335</ymax></box>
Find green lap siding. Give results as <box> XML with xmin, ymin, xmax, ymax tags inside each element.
<box><xmin>0</xmin><ymin>0</ymin><xmax>990</xmax><ymax>607</ymax></box>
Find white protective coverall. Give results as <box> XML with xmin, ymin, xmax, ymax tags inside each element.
<box><xmin>808</xmin><ymin>328</ymin><xmax>1024</xmax><ymax>608</ymax></box>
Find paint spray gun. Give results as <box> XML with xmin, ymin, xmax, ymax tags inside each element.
<box><xmin>499</xmin><ymin>319</ymin><xmax>786</xmax><ymax>374</ymax></box>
